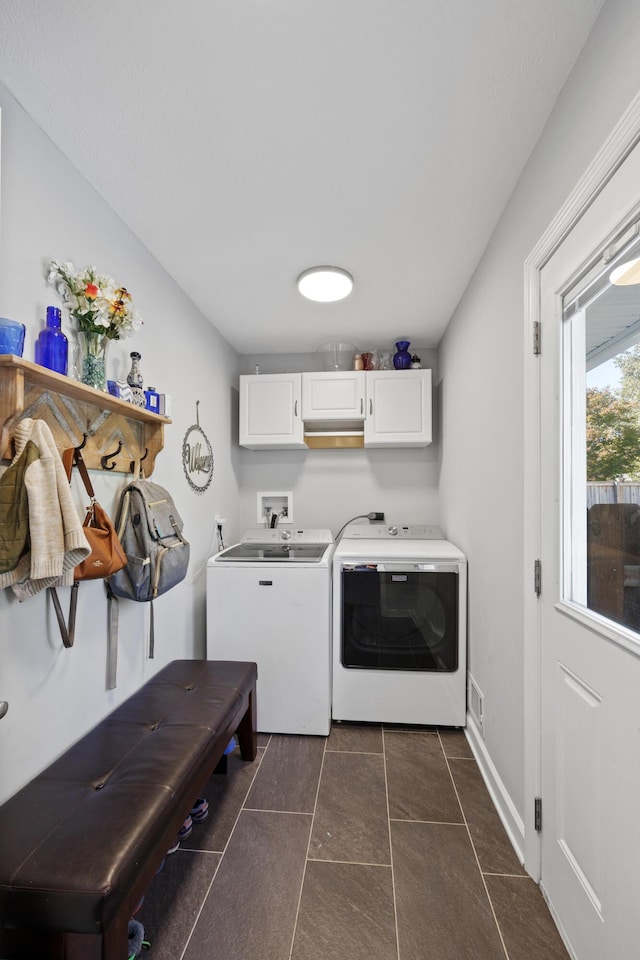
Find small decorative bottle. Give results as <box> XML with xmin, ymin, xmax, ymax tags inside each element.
<box><xmin>35</xmin><ymin>306</ymin><xmax>68</xmax><ymax>375</ymax></box>
<box><xmin>144</xmin><ymin>386</ymin><xmax>160</xmax><ymax>414</ymax></box>
<box><xmin>127</xmin><ymin>351</ymin><xmax>146</xmax><ymax>407</ymax></box>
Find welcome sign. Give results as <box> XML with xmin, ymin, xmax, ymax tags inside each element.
<box><xmin>182</xmin><ymin>419</ymin><xmax>214</xmax><ymax>493</ymax></box>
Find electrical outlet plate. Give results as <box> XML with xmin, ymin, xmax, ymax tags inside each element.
<box><xmin>257</xmin><ymin>491</ymin><xmax>292</xmax><ymax>525</ymax></box>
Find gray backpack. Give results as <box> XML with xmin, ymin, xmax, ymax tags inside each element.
<box><xmin>106</xmin><ymin>479</ymin><xmax>189</xmax><ymax>684</ymax></box>
<box><xmin>108</xmin><ymin>479</ymin><xmax>189</xmax><ymax>602</ymax></box>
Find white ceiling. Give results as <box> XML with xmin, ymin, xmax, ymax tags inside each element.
<box><xmin>0</xmin><ymin>0</ymin><xmax>604</xmax><ymax>356</ymax></box>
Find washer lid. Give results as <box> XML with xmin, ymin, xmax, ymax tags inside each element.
<box><xmin>216</xmin><ymin>543</ymin><xmax>329</xmax><ymax>562</ymax></box>
<box><xmin>213</xmin><ymin>527</ymin><xmax>334</xmax><ymax>563</ymax></box>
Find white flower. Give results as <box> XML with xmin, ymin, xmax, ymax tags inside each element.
<box><xmin>47</xmin><ymin>259</ymin><xmax>143</xmax><ymax>340</ymax></box>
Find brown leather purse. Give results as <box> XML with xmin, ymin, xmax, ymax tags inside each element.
<box><xmin>73</xmin><ymin>448</ymin><xmax>127</xmax><ymax>581</ymax></box>
<box><xmin>50</xmin><ymin>446</ymin><xmax>127</xmax><ymax>648</ymax></box>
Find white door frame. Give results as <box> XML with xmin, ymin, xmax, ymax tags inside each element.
<box><xmin>523</xmin><ymin>90</ymin><xmax>640</xmax><ymax>878</ymax></box>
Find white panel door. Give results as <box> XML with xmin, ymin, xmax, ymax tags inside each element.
<box><xmin>539</xmin><ymin>140</ymin><xmax>640</xmax><ymax>959</ymax></box>
<box><xmin>239</xmin><ymin>373</ymin><xmax>306</xmax><ymax>449</ymax></box>
<box><xmin>364</xmin><ymin>369</ymin><xmax>432</xmax><ymax>447</ymax></box>
<box><xmin>301</xmin><ymin>371</ymin><xmax>365</xmax><ymax>421</ymax></box>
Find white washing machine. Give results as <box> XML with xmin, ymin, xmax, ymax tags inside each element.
<box><xmin>206</xmin><ymin>528</ymin><xmax>334</xmax><ymax>735</ymax></box>
<box><xmin>332</xmin><ymin>523</ymin><xmax>467</xmax><ymax>726</ymax></box>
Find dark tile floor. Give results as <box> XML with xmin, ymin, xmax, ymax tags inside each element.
<box><xmin>136</xmin><ymin>725</ymin><xmax>569</xmax><ymax>960</ymax></box>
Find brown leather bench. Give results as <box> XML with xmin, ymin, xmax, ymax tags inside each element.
<box><xmin>0</xmin><ymin>658</ymin><xmax>257</xmax><ymax>960</ymax></box>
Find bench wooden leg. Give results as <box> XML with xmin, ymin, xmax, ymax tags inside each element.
<box><xmin>102</xmin><ymin>910</ymin><xmax>130</xmax><ymax>960</ymax></box>
<box><xmin>235</xmin><ymin>685</ymin><xmax>257</xmax><ymax>761</ymax></box>
<box><xmin>214</xmin><ymin>753</ymin><xmax>228</xmax><ymax>774</ymax></box>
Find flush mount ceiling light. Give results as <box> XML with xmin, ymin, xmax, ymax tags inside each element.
<box><xmin>297</xmin><ymin>266</ymin><xmax>354</xmax><ymax>302</ymax></box>
<box><xmin>610</xmin><ymin>257</ymin><xmax>640</xmax><ymax>285</ymax></box>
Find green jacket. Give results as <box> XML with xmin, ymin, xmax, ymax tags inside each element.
<box><xmin>0</xmin><ymin>440</ymin><xmax>39</xmax><ymax>575</ymax></box>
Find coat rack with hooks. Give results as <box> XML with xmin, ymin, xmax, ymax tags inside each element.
<box><xmin>0</xmin><ymin>356</ymin><xmax>170</xmax><ymax>475</ymax></box>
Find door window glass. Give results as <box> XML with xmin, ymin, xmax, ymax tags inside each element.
<box><xmin>563</xmin><ymin>231</ymin><xmax>640</xmax><ymax>633</ymax></box>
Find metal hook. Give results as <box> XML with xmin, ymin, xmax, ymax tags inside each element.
<box><xmin>130</xmin><ymin>448</ymin><xmax>148</xmax><ymax>472</ymax></box>
<box><xmin>196</xmin><ymin>400</ymin><xmax>200</xmax><ymax>428</ymax></box>
<box><xmin>75</xmin><ymin>432</ymin><xmax>88</xmax><ymax>452</ymax></box>
<box><xmin>101</xmin><ymin>440</ymin><xmax>123</xmax><ymax>470</ymax></box>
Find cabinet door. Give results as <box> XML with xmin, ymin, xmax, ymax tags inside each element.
<box><xmin>364</xmin><ymin>369</ymin><xmax>432</xmax><ymax>447</ymax></box>
<box><xmin>302</xmin><ymin>371</ymin><xmax>366</xmax><ymax>421</ymax></box>
<box><xmin>239</xmin><ymin>374</ymin><xmax>306</xmax><ymax>449</ymax></box>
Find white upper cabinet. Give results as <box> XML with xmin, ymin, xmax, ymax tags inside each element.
<box><xmin>302</xmin><ymin>371</ymin><xmax>366</xmax><ymax>422</ymax></box>
<box><xmin>239</xmin><ymin>373</ymin><xmax>306</xmax><ymax>449</ymax></box>
<box><xmin>364</xmin><ymin>369</ymin><xmax>432</xmax><ymax>447</ymax></box>
<box><xmin>239</xmin><ymin>369</ymin><xmax>432</xmax><ymax>449</ymax></box>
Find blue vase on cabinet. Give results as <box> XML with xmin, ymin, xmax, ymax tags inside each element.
<box><xmin>393</xmin><ymin>340</ymin><xmax>411</xmax><ymax>369</ymax></box>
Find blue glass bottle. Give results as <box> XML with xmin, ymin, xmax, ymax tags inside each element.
<box><xmin>35</xmin><ymin>306</ymin><xmax>68</xmax><ymax>375</ymax></box>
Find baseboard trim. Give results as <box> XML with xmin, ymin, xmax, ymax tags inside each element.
<box><xmin>540</xmin><ymin>882</ymin><xmax>579</xmax><ymax>960</ymax></box>
<box><xmin>464</xmin><ymin>713</ymin><xmax>526</xmax><ymax>867</ymax></box>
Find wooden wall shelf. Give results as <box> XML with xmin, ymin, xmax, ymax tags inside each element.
<box><xmin>0</xmin><ymin>356</ymin><xmax>170</xmax><ymax>475</ymax></box>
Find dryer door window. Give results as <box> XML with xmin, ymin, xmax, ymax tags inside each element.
<box><xmin>341</xmin><ymin>565</ymin><xmax>459</xmax><ymax>671</ymax></box>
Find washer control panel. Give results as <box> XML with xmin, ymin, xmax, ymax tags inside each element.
<box><xmin>241</xmin><ymin>528</ymin><xmax>334</xmax><ymax>545</ymax></box>
<box><xmin>343</xmin><ymin>524</ymin><xmax>444</xmax><ymax>540</ymax></box>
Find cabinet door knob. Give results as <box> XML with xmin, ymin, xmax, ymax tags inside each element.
<box><xmin>369</xmin><ymin>398</ymin><xmax>373</xmax><ymax>415</ymax></box>
<box><xmin>294</xmin><ymin>400</ymin><xmax>298</xmax><ymax>416</ymax></box>
<box><xmin>360</xmin><ymin>398</ymin><xmax>363</xmax><ymax>415</ymax></box>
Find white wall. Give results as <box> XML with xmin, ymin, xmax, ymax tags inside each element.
<box><xmin>439</xmin><ymin>0</ymin><xmax>640</xmax><ymax>824</ymax></box>
<box><xmin>0</xmin><ymin>84</ymin><xmax>241</xmax><ymax>804</ymax></box>
<box><xmin>238</xmin><ymin>349</ymin><xmax>441</xmax><ymax>535</ymax></box>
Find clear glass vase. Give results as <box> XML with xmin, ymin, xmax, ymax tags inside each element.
<box><xmin>78</xmin><ymin>330</ymin><xmax>110</xmax><ymax>391</ymax></box>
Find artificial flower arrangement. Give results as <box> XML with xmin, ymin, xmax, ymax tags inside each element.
<box><xmin>47</xmin><ymin>260</ymin><xmax>143</xmax><ymax>340</ymax></box>
<box><xmin>47</xmin><ymin>260</ymin><xmax>143</xmax><ymax>389</ymax></box>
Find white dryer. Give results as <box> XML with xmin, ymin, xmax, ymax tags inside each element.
<box><xmin>332</xmin><ymin>523</ymin><xmax>467</xmax><ymax>726</ymax></box>
<box><xmin>206</xmin><ymin>528</ymin><xmax>334</xmax><ymax>735</ymax></box>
